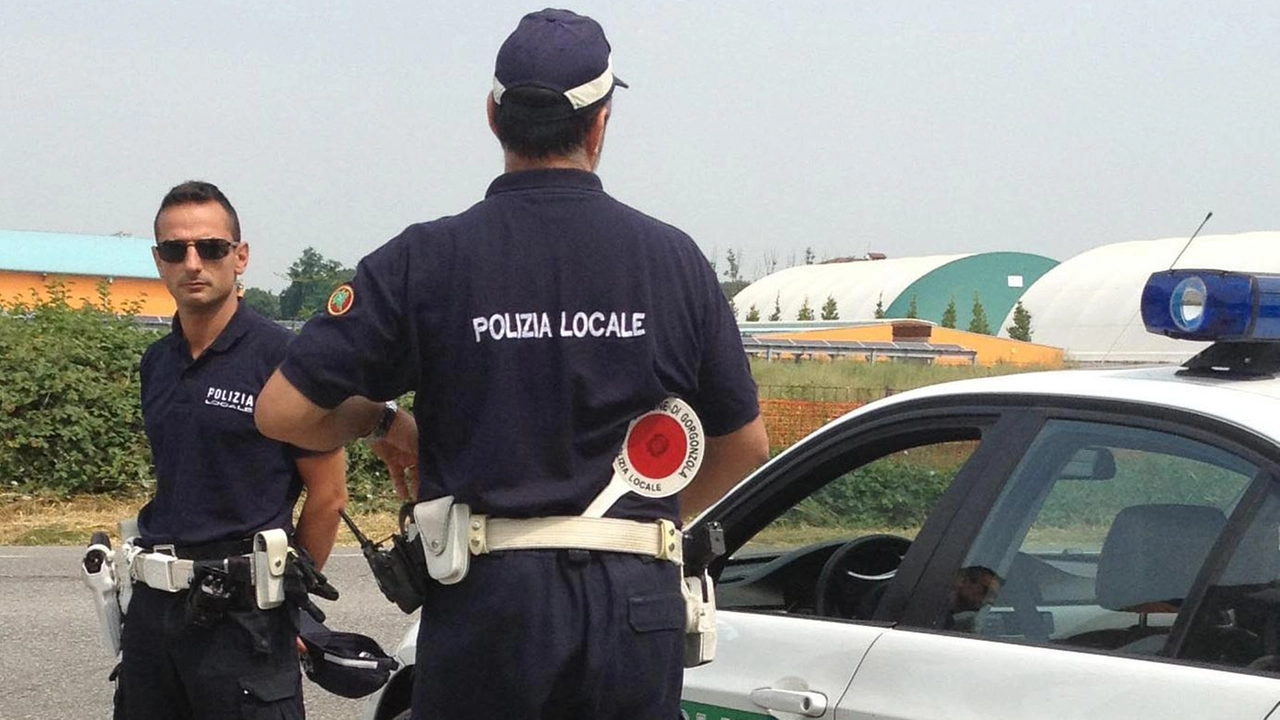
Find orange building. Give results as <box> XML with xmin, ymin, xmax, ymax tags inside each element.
<box><xmin>0</xmin><ymin>230</ymin><xmax>174</xmax><ymax>318</ymax></box>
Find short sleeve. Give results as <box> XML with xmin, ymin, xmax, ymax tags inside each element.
<box><xmin>689</xmin><ymin>259</ymin><xmax>759</xmax><ymax>437</ymax></box>
<box><xmin>278</xmin><ymin>236</ymin><xmax>417</xmax><ymax>408</ymax></box>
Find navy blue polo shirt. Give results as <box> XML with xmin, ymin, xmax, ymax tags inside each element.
<box><xmin>137</xmin><ymin>302</ymin><xmax>308</xmax><ymax>546</ymax></box>
<box><xmin>280</xmin><ymin>169</ymin><xmax>758</xmax><ymax>521</ymax></box>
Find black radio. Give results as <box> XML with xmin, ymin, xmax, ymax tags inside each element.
<box><xmin>340</xmin><ymin>507</ymin><xmax>429</xmax><ymax>614</ymax></box>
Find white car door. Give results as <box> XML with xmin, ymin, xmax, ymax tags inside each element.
<box><xmin>684</xmin><ymin>611</ymin><xmax>885</xmax><ymax>720</ymax></box>
<box><xmin>836</xmin><ymin>414</ymin><xmax>1280</xmax><ymax>720</ymax></box>
<box><xmin>839</xmin><ymin>629</ymin><xmax>1280</xmax><ymax>720</ymax></box>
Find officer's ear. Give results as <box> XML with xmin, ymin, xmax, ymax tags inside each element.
<box><xmin>233</xmin><ymin>241</ymin><xmax>250</xmax><ymax>277</ymax></box>
<box><xmin>486</xmin><ymin>94</ymin><xmax>500</xmax><ymax>139</ymax></box>
<box><xmin>586</xmin><ymin>103</ymin><xmax>610</xmax><ymax>168</ymax></box>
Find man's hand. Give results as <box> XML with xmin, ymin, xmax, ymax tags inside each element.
<box><xmin>369</xmin><ymin>408</ymin><xmax>419</xmax><ymax>500</ymax></box>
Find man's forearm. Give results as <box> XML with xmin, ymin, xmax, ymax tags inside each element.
<box><xmin>256</xmin><ymin>370</ymin><xmax>384</xmax><ymax>451</ymax></box>
<box><xmin>294</xmin><ymin>490</ymin><xmax>345</xmax><ymax>569</ymax></box>
<box><xmin>679</xmin><ymin>415</ymin><xmax>770</xmax><ymax>521</ymax></box>
<box><xmin>293</xmin><ymin>448</ymin><xmax>349</xmax><ymax>569</ymax></box>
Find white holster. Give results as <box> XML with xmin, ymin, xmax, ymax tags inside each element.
<box><xmin>252</xmin><ymin>528</ymin><xmax>289</xmax><ymax>610</ymax></box>
<box><xmin>117</xmin><ymin>518</ymin><xmax>140</xmax><ymax>615</ymax></box>
<box><xmin>413</xmin><ymin>496</ymin><xmax>472</xmax><ymax>585</ymax></box>
<box><xmin>81</xmin><ymin>538</ymin><xmax>122</xmax><ymax>657</ymax></box>
<box><xmin>682</xmin><ymin>571</ymin><xmax>718</xmax><ymax>667</ymax></box>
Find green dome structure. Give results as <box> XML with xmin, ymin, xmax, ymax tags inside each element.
<box><xmin>733</xmin><ymin>252</ymin><xmax>1057</xmax><ymax>329</ymax></box>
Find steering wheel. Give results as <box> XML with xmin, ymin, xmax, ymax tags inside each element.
<box><xmin>814</xmin><ymin>534</ymin><xmax>912</xmax><ymax>619</ymax></box>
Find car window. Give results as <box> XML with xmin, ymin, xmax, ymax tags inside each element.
<box><xmin>718</xmin><ymin>436</ymin><xmax>981</xmax><ymax>619</ymax></box>
<box><xmin>1181</xmin><ymin>479</ymin><xmax>1280</xmax><ymax>672</ymax></box>
<box><xmin>952</xmin><ymin>419</ymin><xmax>1258</xmax><ymax>664</ymax></box>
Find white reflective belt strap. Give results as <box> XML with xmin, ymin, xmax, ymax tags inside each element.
<box><xmin>468</xmin><ymin>516</ymin><xmax>682</xmax><ymax>564</ymax></box>
<box><xmin>130</xmin><ymin>552</ymin><xmax>195</xmax><ymax>592</ymax></box>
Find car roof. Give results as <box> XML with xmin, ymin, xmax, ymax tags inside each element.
<box><xmin>843</xmin><ymin>360</ymin><xmax>1280</xmax><ymax>444</ymax></box>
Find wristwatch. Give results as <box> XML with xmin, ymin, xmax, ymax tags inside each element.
<box><xmin>365</xmin><ymin>400</ymin><xmax>398</xmax><ymax>443</ymax></box>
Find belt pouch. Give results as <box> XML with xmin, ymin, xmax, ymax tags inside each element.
<box><xmin>682</xmin><ymin>571</ymin><xmax>718</xmax><ymax>668</ymax></box>
<box><xmin>186</xmin><ymin>563</ymin><xmax>235</xmax><ymax>627</ymax></box>
<box><xmin>413</xmin><ymin>496</ymin><xmax>471</xmax><ymax>585</ymax></box>
<box><xmin>253</xmin><ymin>529</ymin><xmax>289</xmax><ymax>610</ymax></box>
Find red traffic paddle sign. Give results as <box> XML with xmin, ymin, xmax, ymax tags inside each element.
<box><xmin>582</xmin><ymin>397</ymin><xmax>704</xmax><ymax>518</ymax></box>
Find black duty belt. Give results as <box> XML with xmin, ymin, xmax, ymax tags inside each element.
<box><xmin>140</xmin><ymin>537</ymin><xmax>257</xmax><ymax>561</ymax></box>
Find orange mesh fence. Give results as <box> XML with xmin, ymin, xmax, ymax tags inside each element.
<box><xmin>759</xmin><ymin>398</ymin><xmax>863</xmax><ymax>450</ymax></box>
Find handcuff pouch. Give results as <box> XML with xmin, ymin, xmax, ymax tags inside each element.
<box><xmin>412</xmin><ymin>496</ymin><xmax>471</xmax><ymax>585</ymax></box>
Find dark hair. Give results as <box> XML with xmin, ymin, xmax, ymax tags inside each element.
<box><xmin>153</xmin><ymin>180</ymin><xmax>241</xmax><ymax>243</ymax></box>
<box><xmin>493</xmin><ymin>87</ymin><xmax>608</xmax><ymax>159</ymax></box>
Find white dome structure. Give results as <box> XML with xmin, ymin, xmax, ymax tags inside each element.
<box><xmin>734</xmin><ymin>254</ymin><xmax>970</xmax><ymax>321</ymax></box>
<box><xmin>1001</xmin><ymin>232</ymin><xmax>1280</xmax><ymax>363</ymax></box>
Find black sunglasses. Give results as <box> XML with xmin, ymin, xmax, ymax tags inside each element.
<box><xmin>155</xmin><ymin>238</ymin><xmax>239</xmax><ymax>263</ymax></box>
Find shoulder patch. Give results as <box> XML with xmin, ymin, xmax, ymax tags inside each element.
<box><xmin>327</xmin><ymin>284</ymin><xmax>355</xmax><ymax>316</ymax></box>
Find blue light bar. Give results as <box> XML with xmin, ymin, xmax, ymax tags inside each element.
<box><xmin>1142</xmin><ymin>270</ymin><xmax>1280</xmax><ymax>341</ymax></box>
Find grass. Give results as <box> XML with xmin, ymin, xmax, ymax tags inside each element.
<box><xmin>750</xmin><ymin>356</ymin><xmax>1056</xmax><ymax>396</ymax></box>
<box><xmin>0</xmin><ymin>493</ymin><xmax>402</xmax><ymax>547</ymax></box>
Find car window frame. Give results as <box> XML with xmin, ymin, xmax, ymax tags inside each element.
<box><xmin>893</xmin><ymin>393</ymin><xmax>1280</xmax><ymax>673</ymax></box>
<box><xmin>697</xmin><ymin>402</ymin><xmax>1046</xmax><ymax>625</ymax></box>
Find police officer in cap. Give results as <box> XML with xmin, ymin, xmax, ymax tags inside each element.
<box><xmin>116</xmin><ymin>181</ymin><xmax>348</xmax><ymax>719</ymax></box>
<box><xmin>255</xmin><ymin>9</ymin><xmax>768</xmax><ymax>719</ymax></box>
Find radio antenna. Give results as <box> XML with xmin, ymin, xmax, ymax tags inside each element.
<box><xmin>1101</xmin><ymin>212</ymin><xmax>1213</xmax><ymax>364</ymax></box>
<box><xmin>1168</xmin><ymin>212</ymin><xmax>1213</xmax><ymax>270</ymax></box>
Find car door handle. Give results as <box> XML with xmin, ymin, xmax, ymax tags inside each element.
<box><xmin>749</xmin><ymin>687</ymin><xmax>828</xmax><ymax>717</ymax></box>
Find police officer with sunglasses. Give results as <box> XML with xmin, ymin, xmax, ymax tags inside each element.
<box><xmin>112</xmin><ymin>181</ymin><xmax>349</xmax><ymax>719</ymax></box>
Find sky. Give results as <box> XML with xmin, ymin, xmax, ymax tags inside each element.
<box><xmin>3</xmin><ymin>2</ymin><xmax>1279</xmax><ymax>292</ymax></box>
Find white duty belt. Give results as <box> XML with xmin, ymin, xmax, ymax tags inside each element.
<box><xmin>125</xmin><ymin>529</ymin><xmax>290</xmax><ymax>610</ymax></box>
<box><xmin>467</xmin><ymin>516</ymin><xmax>682</xmax><ymax>564</ymax></box>
<box><xmin>468</xmin><ymin>397</ymin><xmax>702</xmax><ymax>564</ymax></box>
<box><xmin>413</xmin><ymin>397</ymin><xmax>703</xmax><ymax>583</ymax></box>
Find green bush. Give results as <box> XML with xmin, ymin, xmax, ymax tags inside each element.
<box><xmin>0</xmin><ymin>284</ymin><xmax>155</xmax><ymax>495</ymax></box>
<box><xmin>0</xmin><ymin>284</ymin><xmax>406</xmax><ymax>506</ymax></box>
<box><xmin>777</xmin><ymin>460</ymin><xmax>954</xmax><ymax>529</ymax></box>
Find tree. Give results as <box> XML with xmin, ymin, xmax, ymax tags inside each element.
<box><xmin>278</xmin><ymin>247</ymin><xmax>355</xmax><ymax>320</ymax></box>
<box><xmin>242</xmin><ymin>287</ymin><xmax>281</xmax><ymax>319</ymax></box>
<box><xmin>804</xmin><ymin>247</ymin><xmax>816</xmax><ymax>265</ymax></box>
<box><xmin>797</xmin><ymin>297</ymin><xmax>815</xmax><ymax>321</ymax></box>
<box><xmin>768</xmin><ymin>293</ymin><xmax>782</xmax><ymax>322</ymax></box>
<box><xmin>1007</xmin><ymin>300</ymin><xmax>1033</xmax><ymax>341</ymax></box>
<box><xmin>745</xmin><ymin>304</ymin><xmax>760</xmax><ymax>322</ymax></box>
<box><xmin>968</xmin><ymin>292</ymin><xmax>992</xmax><ymax>335</ymax></box>
<box><xmin>724</xmin><ymin>248</ymin><xmax>742</xmax><ymax>282</ymax></box>
<box><xmin>873</xmin><ymin>294</ymin><xmax>886</xmax><ymax>319</ymax></box>
<box><xmin>906</xmin><ymin>295</ymin><xmax>919</xmax><ymax>319</ymax></box>
<box><xmin>762</xmin><ymin>249</ymin><xmax>779</xmax><ymax>276</ymax></box>
<box><xmin>719</xmin><ymin>280</ymin><xmax>749</xmax><ymax>304</ymax></box>
<box><xmin>941</xmin><ymin>298</ymin><xmax>957</xmax><ymax>328</ymax></box>
<box><xmin>820</xmin><ymin>295</ymin><xmax>839</xmax><ymax>320</ymax></box>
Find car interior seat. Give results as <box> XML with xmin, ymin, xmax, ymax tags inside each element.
<box><xmin>1073</xmin><ymin>504</ymin><xmax>1226</xmax><ymax>652</ymax></box>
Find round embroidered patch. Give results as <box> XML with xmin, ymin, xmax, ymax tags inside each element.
<box><xmin>327</xmin><ymin>284</ymin><xmax>355</xmax><ymax>316</ymax></box>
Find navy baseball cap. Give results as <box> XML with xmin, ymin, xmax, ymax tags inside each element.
<box><xmin>492</xmin><ymin>8</ymin><xmax>627</xmax><ymax>119</ymax></box>
<box><xmin>299</xmin><ymin>615</ymin><xmax>398</xmax><ymax>699</ymax></box>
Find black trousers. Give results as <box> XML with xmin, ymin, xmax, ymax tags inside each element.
<box><xmin>412</xmin><ymin>550</ymin><xmax>685</xmax><ymax>720</ymax></box>
<box><xmin>115</xmin><ymin>584</ymin><xmax>304</xmax><ymax>720</ymax></box>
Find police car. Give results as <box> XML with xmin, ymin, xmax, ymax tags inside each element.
<box><xmin>366</xmin><ymin>270</ymin><xmax>1280</xmax><ymax>720</ymax></box>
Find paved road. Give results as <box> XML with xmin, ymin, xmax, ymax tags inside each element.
<box><xmin>0</xmin><ymin>546</ymin><xmax>415</xmax><ymax>720</ymax></box>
